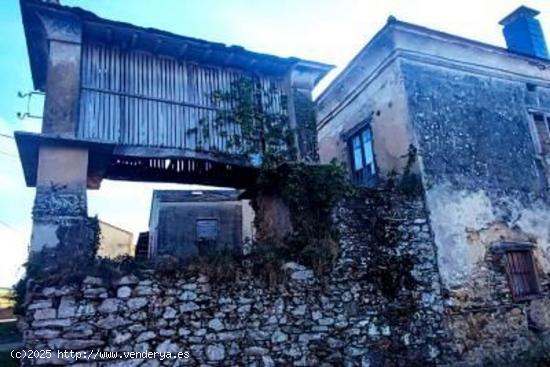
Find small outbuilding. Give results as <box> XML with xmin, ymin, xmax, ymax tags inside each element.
<box><xmin>148</xmin><ymin>190</ymin><xmax>254</xmax><ymax>259</ymax></box>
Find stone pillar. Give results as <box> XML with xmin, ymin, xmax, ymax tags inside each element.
<box><xmin>286</xmin><ymin>65</ymin><xmax>321</xmax><ymax>162</ymax></box>
<box><xmin>30</xmin><ymin>146</ymin><xmax>89</xmax><ymax>253</ymax></box>
<box><xmin>42</xmin><ymin>40</ymin><xmax>81</xmax><ymax>136</ymax></box>
<box><xmin>253</xmin><ymin>193</ymin><xmax>292</xmax><ymax>245</ymax></box>
<box><xmin>27</xmin><ymin>5</ymin><xmax>87</xmax><ymax>253</ymax></box>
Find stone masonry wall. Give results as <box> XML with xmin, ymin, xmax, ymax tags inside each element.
<box><xmin>401</xmin><ymin>60</ymin><xmax>550</xmax><ymax>365</ymax></box>
<box><xmin>20</xmin><ymin>189</ymin><xmax>444</xmax><ymax>366</ymax></box>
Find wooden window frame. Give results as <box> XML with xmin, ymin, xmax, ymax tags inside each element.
<box><xmin>528</xmin><ymin>110</ymin><xmax>550</xmax><ymax>155</ymax></box>
<box><xmin>527</xmin><ymin>110</ymin><xmax>550</xmax><ymax>191</ymax></box>
<box><xmin>346</xmin><ymin>123</ymin><xmax>377</xmax><ymax>187</ymax></box>
<box><xmin>492</xmin><ymin>241</ymin><xmax>541</xmax><ymax>302</ymax></box>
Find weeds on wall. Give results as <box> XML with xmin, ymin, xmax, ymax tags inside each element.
<box><xmin>152</xmin><ymin>161</ymin><xmax>354</xmax><ymax>284</ymax></box>
<box><xmin>253</xmin><ymin>161</ymin><xmax>355</xmax><ymax>274</ymax></box>
<box><xmin>386</xmin><ymin>144</ymin><xmax>424</xmax><ymax>198</ymax></box>
<box><xmin>13</xmin><ymin>161</ymin><xmax>354</xmax><ymax>313</ymax></box>
<box><xmin>13</xmin><ymin>217</ymin><xmax>148</xmax><ymax>315</ymax></box>
<box><xmin>291</xmin><ymin>90</ymin><xmax>319</xmax><ymax>162</ymax></box>
<box><xmin>209</xmin><ymin>77</ymin><xmax>297</xmax><ymax>161</ymax></box>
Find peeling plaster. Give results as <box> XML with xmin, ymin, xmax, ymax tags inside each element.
<box><xmin>426</xmin><ymin>184</ymin><xmax>495</xmax><ymax>287</ymax></box>
<box><xmin>515</xmin><ymin>203</ymin><xmax>550</xmax><ymax>272</ymax></box>
<box><xmin>427</xmin><ymin>183</ymin><xmax>550</xmax><ymax>287</ymax></box>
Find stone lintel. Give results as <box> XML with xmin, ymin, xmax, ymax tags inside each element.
<box><xmin>490</xmin><ymin>240</ymin><xmax>536</xmax><ymax>254</ymax></box>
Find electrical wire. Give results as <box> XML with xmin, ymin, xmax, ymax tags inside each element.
<box><xmin>0</xmin><ymin>219</ymin><xmax>24</xmax><ymax>237</ymax></box>
<box><xmin>0</xmin><ymin>133</ymin><xmax>14</xmax><ymax>140</ymax></box>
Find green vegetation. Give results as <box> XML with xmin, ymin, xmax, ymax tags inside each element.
<box><xmin>14</xmin><ymin>160</ymin><xmax>353</xmax><ymax>301</ymax></box>
<box><xmin>211</xmin><ymin>77</ymin><xmax>296</xmax><ymax>162</ymax></box>
<box><xmin>386</xmin><ymin>144</ymin><xmax>423</xmax><ymax>198</ymax></box>
<box><xmin>253</xmin><ymin>161</ymin><xmax>355</xmax><ymax>275</ymax></box>
<box><xmin>13</xmin><ymin>217</ymin><xmax>102</xmax><ymax>315</ymax></box>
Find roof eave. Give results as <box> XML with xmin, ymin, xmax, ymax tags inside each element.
<box><xmin>21</xmin><ymin>0</ymin><xmax>333</xmax><ymax>82</ymax></box>
<box><xmin>316</xmin><ymin>16</ymin><xmax>550</xmax><ymax>106</ymax></box>
<box><xmin>20</xmin><ymin>0</ymin><xmax>83</xmax><ymax>91</ymax></box>
<box><xmin>20</xmin><ymin>0</ymin><xmax>48</xmax><ymax>91</ymax></box>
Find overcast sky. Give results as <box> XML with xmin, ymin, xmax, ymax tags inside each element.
<box><xmin>0</xmin><ymin>0</ymin><xmax>549</xmax><ymax>287</ymax></box>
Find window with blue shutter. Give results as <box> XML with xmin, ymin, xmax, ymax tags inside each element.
<box><xmin>348</xmin><ymin>125</ymin><xmax>377</xmax><ymax>186</ymax></box>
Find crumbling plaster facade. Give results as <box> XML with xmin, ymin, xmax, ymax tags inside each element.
<box><xmin>317</xmin><ymin>17</ymin><xmax>550</xmax><ymax>363</ymax></box>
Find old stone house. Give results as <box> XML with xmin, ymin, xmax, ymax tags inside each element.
<box><xmin>317</xmin><ymin>5</ymin><xmax>550</xmax><ymax>364</ymax></box>
<box><xmin>15</xmin><ymin>0</ymin><xmax>550</xmax><ymax>365</ymax></box>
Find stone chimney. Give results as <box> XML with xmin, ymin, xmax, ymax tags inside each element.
<box><xmin>499</xmin><ymin>6</ymin><xmax>548</xmax><ymax>59</ymax></box>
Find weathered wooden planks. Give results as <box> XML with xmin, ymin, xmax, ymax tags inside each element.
<box><xmin>78</xmin><ymin>43</ymin><xmax>287</xmax><ymax>159</ymax></box>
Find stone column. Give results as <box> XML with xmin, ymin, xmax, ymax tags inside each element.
<box><xmin>41</xmin><ymin>40</ymin><xmax>82</xmax><ymax>136</ymax></box>
<box><xmin>252</xmin><ymin>194</ymin><xmax>292</xmax><ymax>245</ymax></box>
<box><xmin>27</xmin><ymin>7</ymin><xmax>87</xmax><ymax>253</ymax></box>
<box><xmin>286</xmin><ymin>65</ymin><xmax>321</xmax><ymax>162</ymax></box>
<box><xmin>30</xmin><ymin>146</ymin><xmax>89</xmax><ymax>253</ymax></box>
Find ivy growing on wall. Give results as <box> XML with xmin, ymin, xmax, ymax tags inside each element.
<box><xmin>252</xmin><ymin>161</ymin><xmax>355</xmax><ymax>275</ymax></box>
<box><xmin>209</xmin><ymin>77</ymin><xmax>297</xmax><ymax>164</ymax></box>
<box><xmin>292</xmin><ymin>89</ymin><xmax>319</xmax><ymax>162</ymax></box>
<box><xmin>13</xmin><ymin>217</ymin><xmax>103</xmax><ymax>314</ymax></box>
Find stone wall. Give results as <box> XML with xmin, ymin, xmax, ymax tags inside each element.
<box><xmin>317</xmin><ymin>59</ymin><xmax>415</xmax><ymax>180</ymax></box>
<box><xmin>401</xmin><ymin>60</ymin><xmax>550</xmax><ymax>365</ymax></box>
<box><xmin>20</xmin><ymin>189</ymin><xmax>444</xmax><ymax>366</ymax></box>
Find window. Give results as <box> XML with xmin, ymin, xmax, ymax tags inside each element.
<box><xmin>196</xmin><ymin>219</ymin><xmax>219</xmax><ymax>242</ymax></box>
<box><xmin>529</xmin><ymin>112</ymin><xmax>550</xmax><ymax>155</ymax></box>
<box><xmin>348</xmin><ymin>125</ymin><xmax>376</xmax><ymax>186</ymax></box>
<box><xmin>505</xmin><ymin>250</ymin><xmax>540</xmax><ymax>301</ymax></box>
<box><xmin>493</xmin><ymin>241</ymin><xmax>541</xmax><ymax>301</ymax></box>
<box><xmin>528</xmin><ymin>111</ymin><xmax>550</xmax><ymax>190</ymax></box>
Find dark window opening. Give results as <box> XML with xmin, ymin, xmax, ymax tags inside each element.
<box><xmin>530</xmin><ymin>112</ymin><xmax>550</xmax><ymax>155</ymax></box>
<box><xmin>526</xmin><ymin>83</ymin><xmax>537</xmax><ymax>92</ymax></box>
<box><xmin>196</xmin><ymin>219</ymin><xmax>219</xmax><ymax>242</ymax></box>
<box><xmin>348</xmin><ymin>125</ymin><xmax>376</xmax><ymax>186</ymax></box>
<box><xmin>503</xmin><ymin>248</ymin><xmax>540</xmax><ymax>301</ymax></box>
<box><xmin>529</xmin><ymin>111</ymin><xmax>550</xmax><ymax>191</ymax></box>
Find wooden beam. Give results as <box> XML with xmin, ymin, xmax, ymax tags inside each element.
<box><xmin>112</xmin><ymin>146</ymin><xmax>252</xmax><ymax>167</ymax></box>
